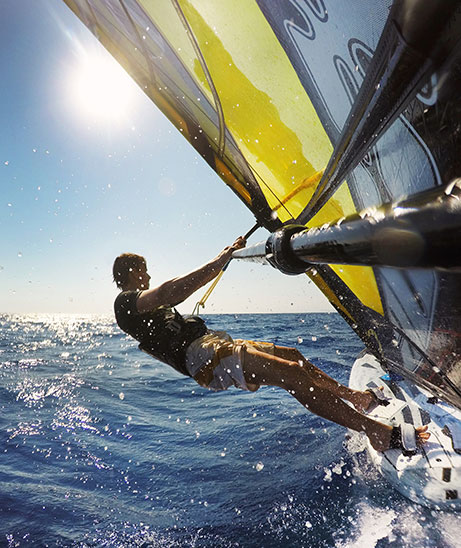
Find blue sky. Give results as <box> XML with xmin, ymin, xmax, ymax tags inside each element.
<box><xmin>1</xmin><ymin>0</ymin><xmax>333</xmax><ymax>315</ymax></box>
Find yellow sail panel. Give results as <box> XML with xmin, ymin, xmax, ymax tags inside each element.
<box><xmin>305</xmin><ymin>270</ymin><xmax>355</xmax><ymax>323</ymax></box>
<box><xmin>331</xmin><ymin>265</ymin><xmax>383</xmax><ymax>316</ymax></box>
<box><xmin>309</xmin><ymin>184</ymin><xmax>384</xmax><ymax>315</ymax></box>
<box><xmin>143</xmin><ymin>0</ymin><xmax>332</xmax><ymax>221</ymax></box>
<box><xmin>138</xmin><ymin>0</ymin><xmax>209</xmax><ymax>91</ymax></box>
<box><xmin>214</xmin><ymin>157</ymin><xmax>252</xmax><ymax>205</ymax></box>
<box><xmin>118</xmin><ymin>0</ymin><xmax>384</xmax><ymax>315</ymax></box>
<box><xmin>137</xmin><ymin>1</ymin><xmax>359</xmax><ymax>229</ymax></box>
<box><xmin>308</xmin><ymin>182</ymin><xmax>357</xmax><ymax>227</ymax></box>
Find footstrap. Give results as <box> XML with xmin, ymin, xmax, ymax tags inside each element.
<box><xmin>400</xmin><ymin>423</ymin><xmax>417</xmax><ymax>453</ymax></box>
<box><xmin>444</xmin><ymin>422</ymin><xmax>461</xmax><ymax>454</ymax></box>
<box><xmin>389</xmin><ymin>424</ymin><xmax>417</xmax><ymax>455</ymax></box>
<box><xmin>367</xmin><ymin>386</ymin><xmax>390</xmax><ymax>406</ymax></box>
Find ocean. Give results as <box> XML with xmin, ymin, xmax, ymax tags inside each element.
<box><xmin>1</xmin><ymin>312</ymin><xmax>460</xmax><ymax>547</ymax></box>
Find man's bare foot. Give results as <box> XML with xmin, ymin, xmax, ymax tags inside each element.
<box><xmin>369</xmin><ymin>424</ymin><xmax>430</xmax><ymax>452</ymax></box>
<box><xmin>350</xmin><ymin>388</ymin><xmax>382</xmax><ymax>414</ymax></box>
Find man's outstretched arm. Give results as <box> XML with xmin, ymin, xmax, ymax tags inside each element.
<box><xmin>136</xmin><ymin>237</ymin><xmax>246</xmax><ymax>313</ymax></box>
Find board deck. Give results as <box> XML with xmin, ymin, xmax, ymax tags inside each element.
<box><xmin>349</xmin><ymin>351</ymin><xmax>461</xmax><ymax>509</ymax></box>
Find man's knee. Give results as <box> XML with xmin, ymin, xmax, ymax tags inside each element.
<box><xmin>289</xmin><ymin>347</ymin><xmax>304</xmax><ymax>360</ymax></box>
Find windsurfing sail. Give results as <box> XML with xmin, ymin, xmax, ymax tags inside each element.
<box><xmin>61</xmin><ymin>0</ymin><xmax>461</xmax><ymax>409</ymax></box>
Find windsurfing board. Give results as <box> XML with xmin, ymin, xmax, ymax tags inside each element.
<box><xmin>349</xmin><ymin>351</ymin><xmax>461</xmax><ymax>509</ymax></box>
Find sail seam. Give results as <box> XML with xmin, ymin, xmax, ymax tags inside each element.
<box><xmin>118</xmin><ymin>0</ymin><xmax>159</xmax><ymax>89</ymax></box>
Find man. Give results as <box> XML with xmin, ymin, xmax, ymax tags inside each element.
<box><xmin>113</xmin><ymin>237</ymin><xmax>429</xmax><ymax>453</ymax></box>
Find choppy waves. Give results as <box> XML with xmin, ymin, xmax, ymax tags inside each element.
<box><xmin>1</xmin><ymin>313</ymin><xmax>460</xmax><ymax>547</ymax></box>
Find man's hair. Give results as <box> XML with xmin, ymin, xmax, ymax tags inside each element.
<box><xmin>113</xmin><ymin>253</ymin><xmax>146</xmax><ymax>289</ymax></box>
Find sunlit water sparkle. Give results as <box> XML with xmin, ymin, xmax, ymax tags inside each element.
<box><xmin>1</xmin><ymin>313</ymin><xmax>460</xmax><ymax>547</ymax></box>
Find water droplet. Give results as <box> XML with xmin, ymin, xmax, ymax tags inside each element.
<box><xmin>332</xmin><ymin>461</ymin><xmax>344</xmax><ymax>474</ymax></box>
<box><xmin>255</xmin><ymin>461</ymin><xmax>264</xmax><ymax>472</ymax></box>
<box><xmin>119</xmin><ymin>392</ymin><xmax>125</xmax><ymax>400</ymax></box>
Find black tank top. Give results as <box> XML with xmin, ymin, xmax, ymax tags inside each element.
<box><xmin>114</xmin><ymin>291</ymin><xmax>207</xmax><ymax>376</ymax></box>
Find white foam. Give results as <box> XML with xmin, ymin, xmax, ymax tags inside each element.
<box><xmin>437</xmin><ymin>512</ymin><xmax>461</xmax><ymax>548</ymax></box>
<box><xmin>336</xmin><ymin>502</ymin><xmax>461</xmax><ymax>548</ymax></box>
<box><xmin>335</xmin><ymin>503</ymin><xmax>396</xmax><ymax>547</ymax></box>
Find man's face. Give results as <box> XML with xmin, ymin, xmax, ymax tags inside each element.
<box><xmin>133</xmin><ymin>261</ymin><xmax>151</xmax><ymax>290</ymax></box>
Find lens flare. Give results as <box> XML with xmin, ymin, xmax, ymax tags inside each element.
<box><xmin>69</xmin><ymin>52</ymin><xmax>137</xmax><ymax>124</ymax></box>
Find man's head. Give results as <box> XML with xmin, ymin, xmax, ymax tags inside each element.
<box><xmin>113</xmin><ymin>253</ymin><xmax>150</xmax><ymax>291</ymax></box>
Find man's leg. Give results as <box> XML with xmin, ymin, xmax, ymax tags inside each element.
<box><xmin>272</xmin><ymin>345</ymin><xmax>376</xmax><ymax>413</ymax></box>
<box><xmin>242</xmin><ymin>345</ymin><xmax>429</xmax><ymax>452</ymax></box>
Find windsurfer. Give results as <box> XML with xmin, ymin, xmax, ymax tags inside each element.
<box><xmin>113</xmin><ymin>237</ymin><xmax>429</xmax><ymax>453</ymax></box>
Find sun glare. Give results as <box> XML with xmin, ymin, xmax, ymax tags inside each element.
<box><xmin>70</xmin><ymin>53</ymin><xmax>137</xmax><ymax>124</ymax></box>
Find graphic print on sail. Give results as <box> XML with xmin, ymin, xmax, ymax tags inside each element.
<box><xmin>255</xmin><ymin>0</ymin><xmax>461</xmax><ymax>409</ymax></box>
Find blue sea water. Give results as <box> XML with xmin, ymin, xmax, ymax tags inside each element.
<box><xmin>1</xmin><ymin>312</ymin><xmax>460</xmax><ymax>547</ymax></box>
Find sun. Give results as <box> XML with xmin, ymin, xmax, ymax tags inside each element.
<box><xmin>69</xmin><ymin>51</ymin><xmax>138</xmax><ymax>124</ymax></box>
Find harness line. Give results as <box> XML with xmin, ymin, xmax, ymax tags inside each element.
<box><xmin>192</xmin><ymin>223</ymin><xmax>261</xmax><ymax>315</ymax></box>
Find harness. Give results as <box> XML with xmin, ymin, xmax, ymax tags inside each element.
<box><xmin>114</xmin><ymin>291</ymin><xmax>207</xmax><ymax>376</ymax></box>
